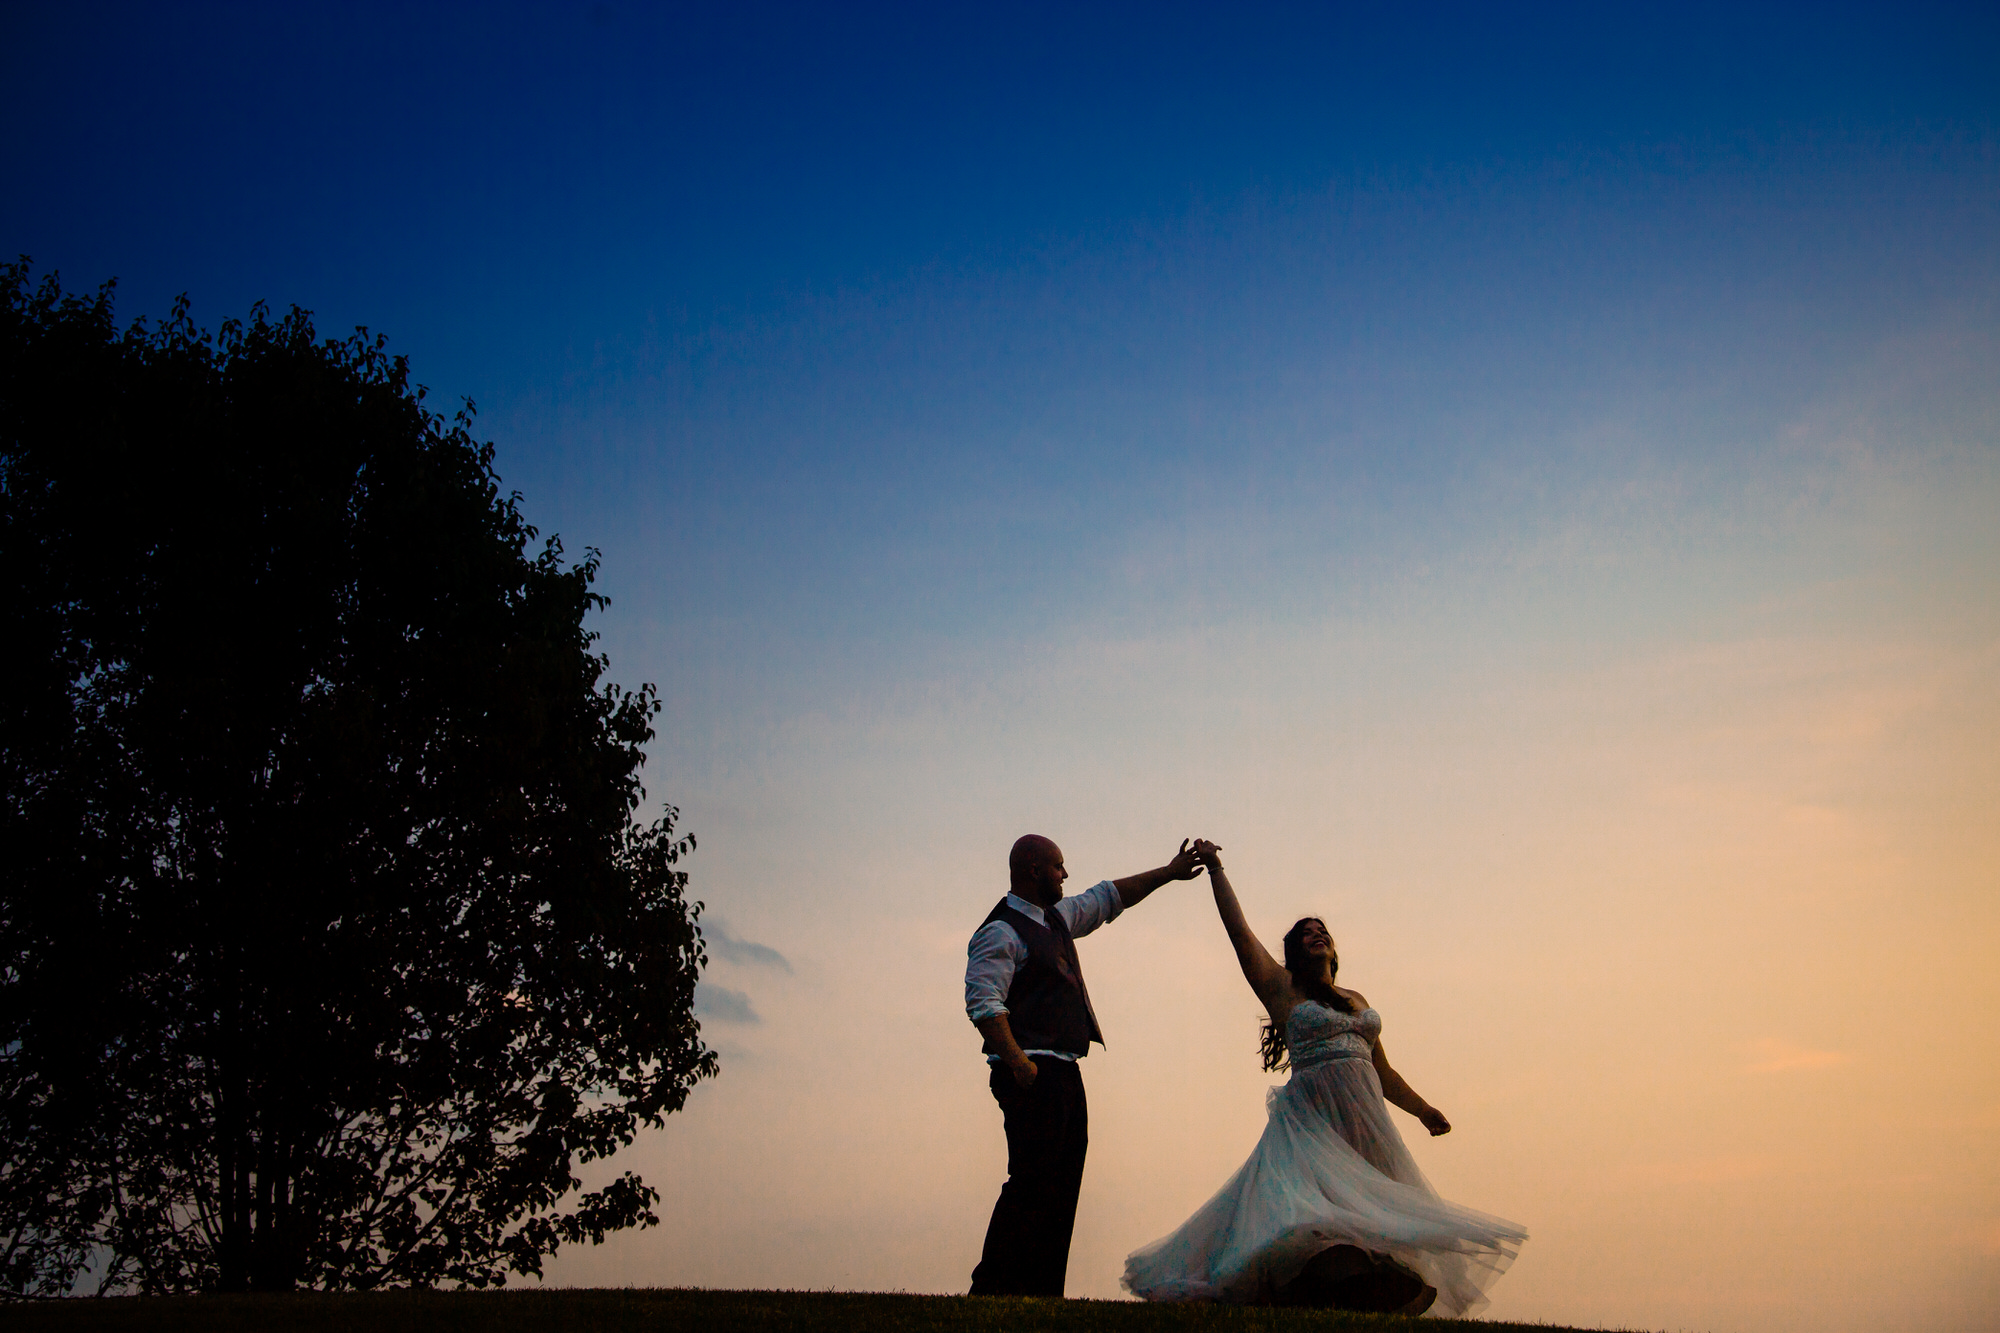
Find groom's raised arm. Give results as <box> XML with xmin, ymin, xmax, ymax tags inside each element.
<box><xmin>1109</xmin><ymin>839</ymin><xmax>1205</xmax><ymax>909</ymax></box>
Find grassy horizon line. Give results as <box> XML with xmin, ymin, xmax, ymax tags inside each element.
<box><xmin>3</xmin><ymin>1286</ymin><xmax>1655</xmax><ymax>1333</ymax></box>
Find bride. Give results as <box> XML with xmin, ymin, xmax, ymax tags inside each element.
<box><xmin>1123</xmin><ymin>840</ymin><xmax>1526</xmax><ymax>1315</ymax></box>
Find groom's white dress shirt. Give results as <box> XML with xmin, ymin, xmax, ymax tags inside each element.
<box><xmin>964</xmin><ymin>879</ymin><xmax>1124</xmax><ymax>1062</ymax></box>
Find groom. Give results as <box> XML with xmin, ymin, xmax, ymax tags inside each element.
<box><xmin>964</xmin><ymin>834</ymin><xmax>1205</xmax><ymax>1297</ymax></box>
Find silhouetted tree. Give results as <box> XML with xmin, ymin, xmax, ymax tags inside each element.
<box><xmin>0</xmin><ymin>262</ymin><xmax>715</xmax><ymax>1295</ymax></box>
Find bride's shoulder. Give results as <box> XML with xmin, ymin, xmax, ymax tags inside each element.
<box><xmin>1334</xmin><ymin>985</ymin><xmax>1370</xmax><ymax>1009</ymax></box>
<box><xmin>1264</xmin><ymin>979</ymin><xmax>1312</xmax><ymax>1024</ymax></box>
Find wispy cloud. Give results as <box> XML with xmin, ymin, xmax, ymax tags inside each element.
<box><xmin>694</xmin><ymin>983</ymin><xmax>761</xmax><ymax>1025</ymax></box>
<box><xmin>1741</xmin><ymin>1038</ymin><xmax>1851</xmax><ymax>1074</ymax></box>
<box><xmin>702</xmin><ymin>919</ymin><xmax>793</xmax><ymax>973</ymax></box>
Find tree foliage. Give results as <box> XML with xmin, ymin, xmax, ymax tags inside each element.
<box><xmin>0</xmin><ymin>261</ymin><xmax>716</xmax><ymax>1295</ymax></box>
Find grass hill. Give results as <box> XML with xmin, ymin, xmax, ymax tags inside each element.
<box><xmin>6</xmin><ymin>1288</ymin><xmax>1637</xmax><ymax>1333</ymax></box>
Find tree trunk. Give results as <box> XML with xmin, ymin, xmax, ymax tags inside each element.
<box><xmin>217</xmin><ymin>944</ymin><xmax>251</xmax><ymax>1294</ymax></box>
<box><xmin>216</xmin><ymin>1068</ymin><xmax>248</xmax><ymax>1291</ymax></box>
<box><xmin>251</xmin><ymin>1119</ymin><xmax>299</xmax><ymax>1290</ymax></box>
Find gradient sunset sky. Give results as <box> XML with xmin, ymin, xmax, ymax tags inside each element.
<box><xmin>6</xmin><ymin>4</ymin><xmax>1997</xmax><ymax>1330</ymax></box>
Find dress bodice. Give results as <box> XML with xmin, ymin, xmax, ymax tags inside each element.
<box><xmin>1285</xmin><ymin>1000</ymin><xmax>1380</xmax><ymax>1071</ymax></box>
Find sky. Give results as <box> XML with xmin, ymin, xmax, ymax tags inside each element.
<box><xmin>6</xmin><ymin>3</ymin><xmax>1998</xmax><ymax>1329</ymax></box>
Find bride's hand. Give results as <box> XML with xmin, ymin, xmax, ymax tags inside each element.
<box><xmin>1419</xmin><ymin>1106</ymin><xmax>1451</xmax><ymax>1136</ymax></box>
<box><xmin>1190</xmin><ymin>838</ymin><xmax>1223</xmax><ymax>869</ymax></box>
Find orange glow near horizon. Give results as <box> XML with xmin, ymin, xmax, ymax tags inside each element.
<box><xmin>539</xmin><ymin>431</ymin><xmax>1999</xmax><ymax>1333</ymax></box>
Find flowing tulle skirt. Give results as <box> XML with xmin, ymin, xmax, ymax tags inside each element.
<box><xmin>1122</xmin><ymin>1057</ymin><xmax>1526</xmax><ymax>1317</ymax></box>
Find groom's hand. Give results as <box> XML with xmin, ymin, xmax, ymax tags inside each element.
<box><xmin>1165</xmin><ymin>838</ymin><xmax>1206</xmax><ymax>880</ymax></box>
<box><xmin>1008</xmin><ymin>1055</ymin><xmax>1040</xmax><ymax>1089</ymax></box>
<box><xmin>1111</xmin><ymin>841</ymin><xmax>1207</xmax><ymax>907</ymax></box>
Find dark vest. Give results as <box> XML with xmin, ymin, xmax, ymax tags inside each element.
<box><xmin>982</xmin><ymin>897</ymin><xmax>1104</xmax><ymax>1057</ymax></box>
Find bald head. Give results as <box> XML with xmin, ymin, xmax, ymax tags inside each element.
<box><xmin>1008</xmin><ymin>834</ymin><xmax>1068</xmax><ymax>906</ymax></box>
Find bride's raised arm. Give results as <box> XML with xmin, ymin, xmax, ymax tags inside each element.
<box><xmin>1191</xmin><ymin>841</ymin><xmax>1291</xmax><ymax>1012</ymax></box>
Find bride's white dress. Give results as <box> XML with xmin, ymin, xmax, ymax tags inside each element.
<box><xmin>1122</xmin><ymin>1000</ymin><xmax>1527</xmax><ymax>1316</ymax></box>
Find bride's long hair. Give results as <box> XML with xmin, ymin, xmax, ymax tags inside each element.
<box><xmin>1259</xmin><ymin>916</ymin><xmax>1357</xmax><ymax>1072</ymax></box>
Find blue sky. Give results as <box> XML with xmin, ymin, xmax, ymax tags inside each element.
<box><xmin>10</xmin><ymin>6</ymin><xmax>1992</xmax><ymax>648</ymax></box>
<box><xmin>8</xmin><ymin>5</ymin><xmax>1998</xmax><ymax>1329</ymax></box>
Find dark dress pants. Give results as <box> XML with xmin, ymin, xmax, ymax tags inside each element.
<box><xmin>969</xmin><ymin>1056</ymin><xmax>1088</xmax><ymax>1297</ymax></box>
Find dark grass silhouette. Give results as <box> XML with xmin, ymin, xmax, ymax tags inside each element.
<box><xmin>5</xmin><ymin>1288</ymin><xmax>1648</xmax><ymax>1332</ymax></box>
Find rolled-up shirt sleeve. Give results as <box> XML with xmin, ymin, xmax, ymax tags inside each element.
<box><xmin>965</xmin><ymin>920</ymin><xmax>1026</xmax><ymax>1022</ymax></box>
<box><xmin>1053</xmin><ymin>879</ymin><xmax>1124</xmax><ymax>939</ymax></box>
